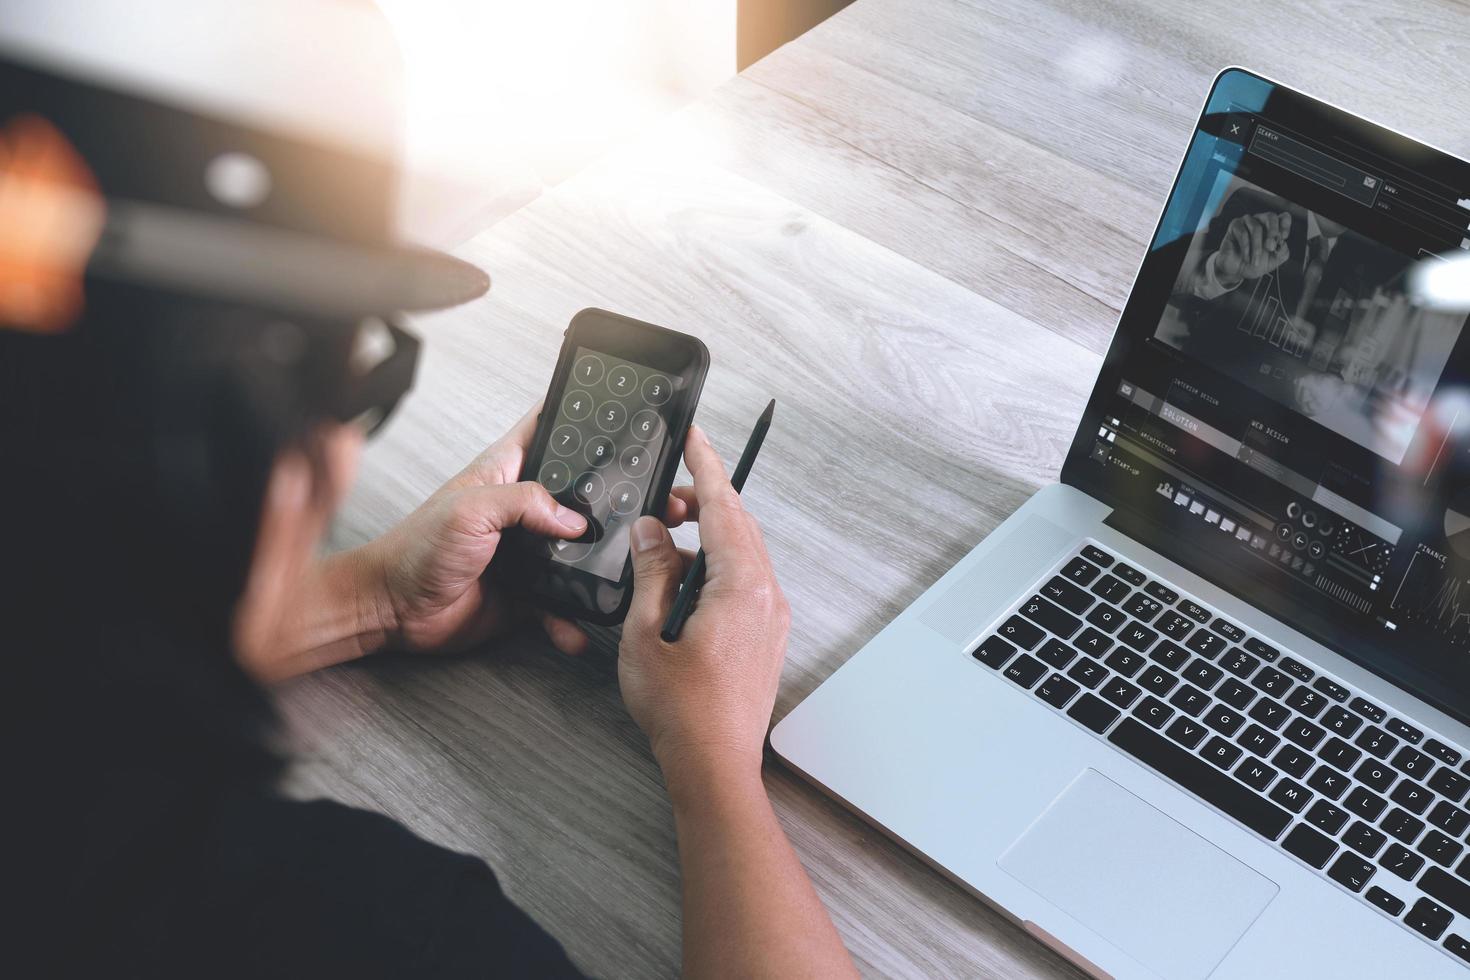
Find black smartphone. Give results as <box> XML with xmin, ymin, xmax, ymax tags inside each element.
<box><xmin>505</xmin><ymin>308</ymin><xmax>709</xmax><ymax>624</ymax></box>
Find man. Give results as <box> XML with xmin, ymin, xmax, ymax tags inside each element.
<box><xmin>2</xmin><ymin>32</ymin><xmax>855</xmax><ymax>980</ymax></box>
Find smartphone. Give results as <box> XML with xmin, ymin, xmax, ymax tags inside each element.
<box><xmin>505</xmin><ymin>308</ymin><xmax>709</xmax><ymax>624</ymax></box>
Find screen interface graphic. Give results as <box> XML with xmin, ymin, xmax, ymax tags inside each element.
<box><xmin>1075</xmin><ymin>71</ymin><xmax>1470</xmax><ymax>713</ymax></box>
<box><xmin>536</xmin><ymin>347</ymin><xmax>675</xmax><ymax>581</ymax></box>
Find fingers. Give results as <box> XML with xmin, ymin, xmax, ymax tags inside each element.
<box><xmin>626</xmin><ymin>515</ymin><xmax>685</xmax><ymax>632</ymax></box>
<box><xmin>541</xmin><ymin>613</ymin><xmax>590</xmax><ymax>656</ymax></box>
<box><xmin>1247</xmin><ymin>215</ymin><xmax>1264</xmax><ymax>265</ymax></box>
<box><xmin>455</xmin><ymin>481</ymin><xmax>587</xmax><ymax>539</ymax></box>
<box><xmin>682</xmin><ymin>425</ymin><xmax>762</xmax><ymax>557</ymax></box>
<box><xmin>662</xmin><ymin>485</ymin><xmax>699</xmax><ymax>526</ymax></box>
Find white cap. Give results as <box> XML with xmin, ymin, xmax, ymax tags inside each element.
<box><xmin>0</xmin><ymin>0</ymin><xmax>404</xmax><ymax>160</ymax></box>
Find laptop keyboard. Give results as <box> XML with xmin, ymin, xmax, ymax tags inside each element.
<box><xmin>970</xmin><ymin>542</ymin><xmax>1470</xmax><ymax>966</ymax></box>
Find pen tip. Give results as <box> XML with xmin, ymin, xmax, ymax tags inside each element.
<box><xmin>762</xmin><ymin>398</ymin><xmax>776</xmax><ymax>420</ymax></box>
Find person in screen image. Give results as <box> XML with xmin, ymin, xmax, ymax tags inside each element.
<box><xmin>1</xmin><ymin>8</ymin><xmax>857</xmax><ymax>977</ymax></box>
<box><xmin>1158</xmin><ymin>176</ymin><xmax>1460</xmax><ymax>462</ymax></box>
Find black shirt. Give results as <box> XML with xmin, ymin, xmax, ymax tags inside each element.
<box><xmin>16</xmin><ymin>630</ymin><xmax>586</xmax><ymax>978</ymax></box>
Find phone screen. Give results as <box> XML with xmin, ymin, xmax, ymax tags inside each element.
<box><xmin>535</xmin><ymin>346</ymin><xmax>680</xmax><ymax>581</ymax></box>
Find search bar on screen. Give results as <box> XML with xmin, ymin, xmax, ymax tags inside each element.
<box><xmin>1249</xmin><ymin>125</ymin><xmax>1381</xmax><ymax>206</ymax></box>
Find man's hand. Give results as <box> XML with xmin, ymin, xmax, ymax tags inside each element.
<box><xmin>617</xmin><ymin>425</ymin><xmax>790</xmax><ymax>781</ymax></box>
<box><xmin>359</xmin><ymin>403</ymin><xmax>697</xmax><ymax>657</ymax></box>
<box><xmin>1215</xmin><ymin>210</ymin><xmax>1292</xmax><ymax>287</ymax></box>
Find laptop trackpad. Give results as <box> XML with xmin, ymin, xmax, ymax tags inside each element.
<box><xmin>998</xmin><ymin>770</ymin><xmax>1277</xmax><ymax>979</ymax></box>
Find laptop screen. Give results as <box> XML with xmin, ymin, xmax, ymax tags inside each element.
<box><xmin>1063</xmin><ymin>68</ymin><xmax>1470</xmax><ymax>724</ymax></box>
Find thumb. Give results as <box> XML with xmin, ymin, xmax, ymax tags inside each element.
<box><xmin>455</xmin><ymin>481</ymin><xmax>588</xmax><ymax>538</ymax></box>
<box><xmin>627</xmin><ymin>515</ymin><xmax>682</xmax><ymax>630</ymax></box>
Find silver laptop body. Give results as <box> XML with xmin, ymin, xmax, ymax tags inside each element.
<box><xmin>773</xmin><ymin>68</ymin><xmax>1470</xmax><ymax>978</ymax></box>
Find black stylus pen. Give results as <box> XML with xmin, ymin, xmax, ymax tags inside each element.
<box><xmin>660</xmin><ymin>399</ymin><xmax>776</xmax><ymax>642</ymax></box>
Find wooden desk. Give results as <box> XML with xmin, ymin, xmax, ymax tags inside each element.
<box><xmin>278</xmin><ymin>1</ymin><xmax>1470</xmax><ymax>974</ymax></box>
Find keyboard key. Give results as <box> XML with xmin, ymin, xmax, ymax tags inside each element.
<box><xmin>1132</xmin><ymin>696</ymin><xmax>1174</xmax><ymax>729</ymax></box>
<box><xmin>1123</xmin><ymin>593</ymin><xmax>1164</xmax><ymax>623</ymax></box>
<box><xmin>1390</xmin><ymin>780</ymin><xmax>1432</xmax><ymax>816</ymax></box>
<box><xmin>1406</xmin><ymin>897</ymin><xmax>1453</xmax><ymax>940</ymax></box>
<box><xmin>1101</xmin><ymin>677</ymin><xmax>1142</xmax><ymax>710</ymax></box>
<box><xmin>1216</xmin><ymin>678</ymin><xmax>1256</xmax><ymax>710</ymax></box>
<box><xmin>1067</xmin><ymin>656</ymin><xmax>1107</xmax><ymax>689</ymax></box>
<box><xmin>1066</xmin><ymin>693</ymin><xmax>1120</xmax><ymax>733</ymax></box>
<box><xmin>1427</xmin><ymin>739</ymin><xmax>1464</xmax><ymax>767</ymax></box>
<box><xmin>1423</xmin><ymin>866</ymin><xmax>1470</xmax><ymax>919</ymax></box>
<box><xmin>1210</xmin><ymin>618</ymin><xmax>1246</xmax><ymax>644</ymax></box>
<box><xmin>1202</xmin><ymin>736</ymin><xmax>1243</xmax><ymax>770</ymax></box>
<box><xmin>1354</xmin><ymin>759</ymin><xmax>1397</xmax><ymax>793</ymax></box>
<box><xmin>1186</xmin><ymin>631</ymin><xmax>1228</xmax><ymax>661</ymax></box>
<box><xmin>1085</xmin><ymin>603</ymin><xmax>1126</xmax><ymax>633</ymax></box>
<box><xmin>1247</xmin><ymin>697</ymin><xmax>1290</xmax><ymax>731</ymax></box>
<box><xmin>1430</xmin><ymin>768</ymin><xmax>1470</xmax><ymax>803</ymax></box>
<box><xmin>1003</xmin><ymin>654</ymin><xmax>1047</xmax><ymax>689</ymax></box>
<box><xmin>1036</xmin><ymin>672</ymin><xmax>1080</xmax><ymax>709</ymax></box>
<box><xmin>1382</xmin><ymin>808</ymin><xmax>1426</xmax><ymax>846</ymax></box>
<box><xmin>1061</xmin><ymin>556</ymin><xmax>1101</xmax><ymax>585</ymax></box>
<box><xmin>1019</xmin><ymin>595</ymin><xmax>1082</xmax><ymax>639</ymax></box>
<box><xmin>1381</xmin><ymin>843</ymin><xmax>1425</xmax><ymax>880</ymax></box>
<box><xmin>1040</xmin><ymin>576</ymin><xmax>1095</xmax><ymax>614</ymax></box>
<box><xmin>1284</xmin><ymin>686</ymin><xmax>1327</xmax><ymax>718</ymax></box>
<box><xmin>1090</xmin><ymin>574</ymin><xmax>1131</xmax><ymax>604</ymax></box>
<box><xmin>1318</xmin><ymin>737</ymin><xmax>1361</xmax><ymax>770</ymax></box>
<box><xmin>1284</xmin><ymin>718</ymin><xmax>1326</xmax><ymax>751</ymax></box>
<box><xmin>1344</xmin><ymin>820</ymin><xmax>1387</xmax><ymax>858</ymax></box>
<box><xmin>1327</xmin><ymin>852</ymin><xmax>1375</xmax><ymax>892</ymax></box>
<box><xmin>1237</xmin><ymin>724</ymin><xmax>1279</xmax><ymax>757</ymax></box>
<box><xmin>1365</xmin><ymin>886</ymin><xmax>1405</xmax><ymax>916</ymax></box>
<box><xmin>1353</xmin><ymin>726</ymin><xmax>1398</xmax><ymax>761</ymax></box>
<box><xmin>1118</xmin><ymin>622</ymin><xmax>1159</xmax><ymax>652</ymax></box>
<box><xmin>1072</xmin><ymin>627</ymin><xmax>1113</xmax><ymax>658</ymax></box>
<box><xmin>1346</xmin><ymin>695</ymin><xmax>1384</xmax><ymax>721</ymax></box>
<box><xmin>1344</xmin><ymin>786</ymin><xmax>1388</xmax><ymax>821</ymax></box>
<box><xmin>1320</xmin><ymin>706</ymin><xmax>1362</xmax><ymax>738</ymax></box>
<box><xmin>1282</xmin><ymin>823</ymin><xmax>1336</xmax><ymax>867</ymax></box>
<box><xmin>1419</xmin><ymin>829</ymin><xmax>1464</xmax><ymax>867</ymax></box>
<box><xmin>1306</xmin><ymin>800</ymin><xmax>1348</xmax><ymax>834</ymax></box>
<box><xmin>1251</xmin><ymin>667</ymin><xmax>1292</xmax><ymax>698</ymax></box>
<box><xmin>1103</xmin><ymin>647</ymin><xmax>1145</xmax><ymax>678</ymax></box>
<box><xmin>1242</xmin><ymin>636</ymin><xmax>1279</xmax><ymax>661</ymax></box>
<box><xmin>973</xmin><ymin>636</ymin><xmax>1015</xmax><ymax>669</ymax></box>
<box><xmin>1386</xmin><ymin>718</ymin><xmax>1423</xmax><ymax>744</ymax></box>
<box><xmin>1037</xmin><ymin>638</ymin><xmax>1076</xmax><ymax>669</ymax></box>
<box><xmin>1220</xmin><ymin>647</ymin><xmax>1260</xmax><ymax>679</ymax></box>
<box><xmin>1178</xmin><ymin>599</ymin><xmax>1212</xmax><ymax>623</ymax></box>
<box><xmin>1204</xmin><ymin>704</ymin><xmax>1245</xmax><ymax>736</ymax></box>
<box><xmin>1392</xmin><ymin>746</ymin><xmax>1435</xmax><ymax>780</ymax></box>
<box><xmin>1273</xmin><ymin>745</ymin><xmax>1314</xmax><ymax>779</ymax></box>
<box><xmin>1168</xmin><ymin>684</ymin><xmax>1209</xmax><ymax>717</ymax></box>
<box><xmin>1181</xmin><ymin>658</ymin><xmax>1223</xmax><ymax>690</ymax></box>
<box><xmin>1144</xmin><ymin>581</ymin><xmax>1179</xmax><ymax>604</ymax></box>
<box><xmin>1269</xmin><ymin>777</ymin><xmax>1312</xmax><ymax>813</ymax></box>
<box><xmin>1307</xmin><ymin>765</ymin><xmax>1350</xmax><ymax>800</ymax></box>
<box><xmin>1312</xmin><ymin>677</ymin><xmax>1351</xmax><ymax>702</ymax></box>
<box><xmin>1279</xmin><ymin>657</ymin><xmax>1314</xmax><ymax>682</ymax></box>
<box><xmin>1155</xmin><ymin>611</ymin><xmax>1195</xmax><ymax>640</ymax></box>
<box><xmin>1149</xmin><ymin>640</ymin><xmax>1189</xmax><ymax>670</ymax></box>
<box><xmin>997</xmin><ymin>616</ymin><xmax>1045</xmax><ymax>650</ymax></box>
<box><xmin>1166</xmin><ymin>716</ymin><xmax>1208</xmax><ymax>749</ymax></box>
<box><xmin>1108</xmin><ymin>717</ymin><xmax>1292</xmax><ymax>839</ymax></box>
<box><xmin>1137</xmin><ymin>665</ymin><xmax>1177</xmax><ymax>696</ymax></box>
<box><xmin>1112</xmin><ymin>563</ymin><xmax>1146</xmax><ymax>587</ymax></box>
<box><xmin>1429</xmin><ymin>801</ymin><xmax>1470</xmax><ymax>837</ymax></box>
<box><xmin>1445</xmin><ymin>933</ymin><xmax>1470</xmax><ymax>964</ymax></box>
<box><xmin>1080</xmin><ymin>544</ymin><xmax>1114</xmax><ymax>567</ymax></box>
<box><xmin>1236</xmin><ymin>756</ymin><xmax>1276</xmax><ymax>791</ymax></box>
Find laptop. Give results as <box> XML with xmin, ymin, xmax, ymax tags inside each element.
<box><xmin>771</xmin><ymin>68</ymin><xmax>1470</xmax><ymax>979</ymax></box>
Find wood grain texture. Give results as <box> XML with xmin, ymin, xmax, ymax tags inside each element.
<box><xmin>276</xmin><ymin>0</ymin><xmax>1470</xmax><ymax>976</ymax></box>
